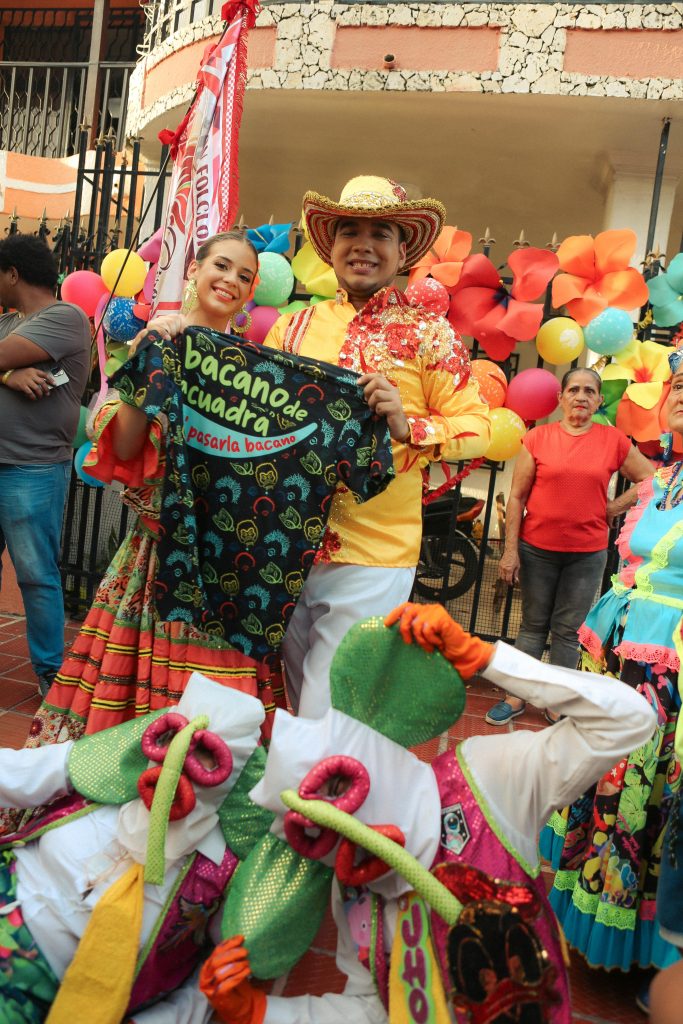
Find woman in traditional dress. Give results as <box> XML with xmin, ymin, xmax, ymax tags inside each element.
<box><xmin>26</xmin><ymin>231</ymin><xmax>282</xmax><ymax>749</ymax></box>
<box><xmin>541</xmin><ymin>349</ymin><xmax>683</xmax><ymax>982</ymax></box>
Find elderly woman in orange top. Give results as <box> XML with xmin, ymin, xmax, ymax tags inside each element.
<box><xmin>265</xmin><ymin>175</ymin><xmax>491</xmax><ymax>718</ymax></box>
<box><xmin>486</xmin><ymin>367</ymin><xmax>653</xmax><ymax>727</ymax></box>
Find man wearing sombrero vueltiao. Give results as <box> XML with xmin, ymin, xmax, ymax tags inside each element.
<box><xmin>265</xmin><ymin>176</ymin><xmax>491</xmax><ymax>718</ymax></box>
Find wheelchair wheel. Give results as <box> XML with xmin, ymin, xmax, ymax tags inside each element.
<box><xmin>414</xmin><ymin>531</ymin><xmax>479</xmax><ymax>601</ymax></box>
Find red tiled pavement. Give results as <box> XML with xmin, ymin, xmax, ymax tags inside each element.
<box><xmin>0</xmin><ymin>610</ymin><xmax>646</xmax><ymax>1022</ymax></box>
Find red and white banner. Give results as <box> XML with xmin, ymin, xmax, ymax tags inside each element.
<box><xmin>152</xmin><ymin>0</ymin><xmax>258</xmax><ymax>316</ymax></box>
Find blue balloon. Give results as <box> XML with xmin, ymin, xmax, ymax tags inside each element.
<box><xmin>583</xmin><ymin>307</ymin><xmax>634</xmax><ymax>355</ymax></box>
<box><xmin>74</xmin><ymin>441</ymin><xmax>104</xmax><ymax>488</ymax></box>
<box><xmin>103</xmin><ymin>296</ymin><xmax>145</xmax><ymax>342</ymax></box>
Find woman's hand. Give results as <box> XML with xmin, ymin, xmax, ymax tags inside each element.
<box><xmin>358</xmin><ymin>373</ymin><xmax>411</xmax><ymax>442</ymax></box>
<box><xmin>498</xmin><ymin>549</ymin><xmax>520</xmax><ymax>585</ymax></box>
<box><xmin>130</xmin><ymin>314</ymin><xmax>188</xmax><ymax>356</ymax></box>
<box><xmin>4</xmin><ymin>366</ymin><xmax>54</xmax><ymax>400</ymax></box>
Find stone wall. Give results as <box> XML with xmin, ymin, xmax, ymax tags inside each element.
<box><xmin>128</xmin><ymin>3</ymin><xmax>683</xmax><ymax>134</ymax></box>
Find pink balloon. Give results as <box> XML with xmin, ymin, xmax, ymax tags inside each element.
<box><xmin>243</xmin><ymin>305</ymin><xmax>280</xmax><ymax>345</ymax></box>
<box><xmin>142</xmin><ymin>265</ymin><xmax>156</xmax><ymax>303</ymax></box>
<box><xmin>138</xmin><ymin>228</ymin><xmax>163</xmax><ymax>263</ymax></box>
<box><xmin>61</xmin><ymin>270</ymin><xmax>108</xmax><ymax>318</ymax></box>
<box><xmin>504</xmin><ymin>368</ymin><xmax>559</xmax><ymax>422</ymax></box>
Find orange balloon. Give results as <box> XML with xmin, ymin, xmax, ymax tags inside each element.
<box><xmin>471</xmin><ymin>360</ymin><xmax>507</xmax><ymax>409</ymax></box>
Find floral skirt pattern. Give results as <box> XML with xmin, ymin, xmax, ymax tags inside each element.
<box><xmin>541</xmin><ymin>642</ymin><xmax>682</xmax><ymax>971</ymax></box>
<box><xmin>0</xmin><ymin>850</ymin><xmax>59</xmax><ymax>1022</ymax></box>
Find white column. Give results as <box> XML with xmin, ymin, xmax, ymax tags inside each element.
<box><xmin>602</xmin><ymin>167</ymin><xmax>678</xmax><ymax>266</ymax></box>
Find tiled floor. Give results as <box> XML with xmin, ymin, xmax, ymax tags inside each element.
<box><xmin>0</xmin><ymin>598</ymin><xmax>648</xmax><ymax>1022</ymax></box>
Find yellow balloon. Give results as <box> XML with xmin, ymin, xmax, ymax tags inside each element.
<box><xmin>100</xmin><ymin>249</ymin><xmax>147</xmax><ymax>298</ymax></box>
<box><xmin>536</xmin><ymin>317</ymin><xmax>585</xmax><ymax>365</ymax></box>
<box><xmin>485</xmin><ymin>408</ymin><xmax>526</xmax><ymax>462</ymax></box>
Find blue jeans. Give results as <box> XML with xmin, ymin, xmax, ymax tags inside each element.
<box><xmin>517</xmin><ymin>540</ymin><xmax>607</xmax><ymax>669</ymax></box>
<box><xmin>0</xmin><ymin>462</ymin><xmax>70</xmax><ymax>678</ymax></box>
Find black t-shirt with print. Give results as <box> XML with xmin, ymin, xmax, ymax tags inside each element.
<box><xmin>112</xmin><ymin>327</ymin><xmax>395</xmax><ymax>658</ymax></box>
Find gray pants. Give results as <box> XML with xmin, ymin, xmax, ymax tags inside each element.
<box><xmin>516</xmin><ymin>540</ymin><xmax>607</xmax><ymax>669</ymax></box>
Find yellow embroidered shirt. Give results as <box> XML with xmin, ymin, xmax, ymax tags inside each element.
<box><xmin>265</xmin><ymin>288</ymin><xmax>491</xmax><ymax>567</ymax></box>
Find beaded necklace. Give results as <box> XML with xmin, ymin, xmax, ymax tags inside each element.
<box><xmin>660</xmin><ymin>462</ymin><xmax>683</xmax><ymax>510</ymax></box>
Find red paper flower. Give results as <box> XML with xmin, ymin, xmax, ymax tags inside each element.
<box><xmin>408</xmin><ymin>226</ymin><xmax>473</xmax><ymax>289</ymax></box>
<box><xmin>448</xmin><ymin>248</ymin><xmax>559</xmax><ymax>361</ymax></box>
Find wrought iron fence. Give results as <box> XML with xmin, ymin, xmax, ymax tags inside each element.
<box><xmin>0</xmin><ymin>61</ymin><xmax>134</xmax><ymax>158</ymax></box>
<box><xmin>0</xmin><ymin>6</ymin><xmax>143</xmax><ymax>158</ymax></box>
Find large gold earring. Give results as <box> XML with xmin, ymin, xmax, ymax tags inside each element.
<box><xmin>230</xmin><ymin>308</ymin><xmax>252</xmax><ymax>335</ymax></box>
<box><xmin>181</xmin><ymin>278</ymin><xmax>198</xmax><ymax>314</ymax></box>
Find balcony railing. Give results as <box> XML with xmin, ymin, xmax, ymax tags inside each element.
<box><xmin>0</xmin><ymin>61</ymin><xmax>134</xmax><ymax>158</ymax></box>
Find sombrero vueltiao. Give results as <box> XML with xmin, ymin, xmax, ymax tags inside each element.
<box><xmin>303</xmin><ymin>175</ymin><xmax>446</xmax><ymax>270</ymax></box>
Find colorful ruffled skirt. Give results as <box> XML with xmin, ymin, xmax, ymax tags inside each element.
<box><xmin>541</xmin><ymin>641</ymin><xmax>682</xmax><ymax>971</ymax></box>
<box><xmin>24</xmin><ymin>520</ymin><xmax>284</xmax><ymax>750</ymax></box>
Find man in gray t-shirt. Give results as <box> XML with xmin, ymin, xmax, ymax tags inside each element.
<box><xmin>0</xmin><ymin>235</ymin><xmax>90</xmax><ymax>695</ymax></box>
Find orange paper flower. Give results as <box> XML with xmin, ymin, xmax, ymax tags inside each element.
<box><xmin>551</xmin><ymin>229</ymin><xmax>649</xmax><ymax>326</ymax></box>
<box><xmin>408</xmin><ymin>226</ymin><xmax>472</xmax><ymax>289</ymax></box>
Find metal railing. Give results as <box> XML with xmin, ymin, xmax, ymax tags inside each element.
<box><xmin>0</xmin><ymin>61</ymin><xmax>135</xmax><ymax>158</ymax></box>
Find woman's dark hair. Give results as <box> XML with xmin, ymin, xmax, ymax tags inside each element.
<box><xmin>0</xmin><ymin>234</ymin><xmax>58</xmax><ymax>290</ymax></box>
<box><xmin>560</xmin><ymin>367</ymin><xmax>602</xmax><ymax>393</ymax></box>
<box><xmin>195</xmin><ymin>230</ymin><xmax>259</xmax><ymax>266</ymax></box>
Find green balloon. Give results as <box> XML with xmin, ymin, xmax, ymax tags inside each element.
<box><xmin>72</xmin><ymin>405</ymin><xmax>89</xmax><ymax>449</ymax></box>
<box><xmin>254</xmin><ymin>253</ymin><xmax>294</xmax><ymax>307</ymax></box>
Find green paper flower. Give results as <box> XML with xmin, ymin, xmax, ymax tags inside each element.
<box><xmin>648</xmin><ymin>253</ymin><xmax>683</xmax><ymax>327</ymax></box>
<box><xmin>592</xmin><ymin>378</ymin><xmax>628</xmax><ymax>425</ymax></box>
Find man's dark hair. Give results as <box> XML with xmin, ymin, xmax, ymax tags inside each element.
<box><xmin>0</xmin><ymin>234</ymin><xmax>58</xmax><ymax>290</ymax></box>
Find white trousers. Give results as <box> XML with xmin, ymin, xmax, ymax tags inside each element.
<box><xmin>281</xmin><ymin>563</ymin><xmax>416</xmax><ymax>719</ymax></box>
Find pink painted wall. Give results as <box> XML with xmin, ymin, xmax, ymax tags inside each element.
<box><xmin>143</xmin><ymin>27</ymin><xmax>276</xmax><ymax>110</ymax></box>
<box><xmin>332</xmin><ymin>26</ymin><xmax>500</xmax><ymax>73</ymax></box>
<box><xmin>564</xmin><ymin>29</ymin><xmax>683</xmax><ymax>79</ymax></box>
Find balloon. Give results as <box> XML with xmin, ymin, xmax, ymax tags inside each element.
<box><xmin>72</xmin><ymin>405</ymin><xmax>89</xmax><ymax>449</ymax></box>
<box><xmin>485</xmin><ymin>408</ymin><xmax>526</xmax><ymax>462</ymax></box>
<box><xmin>74</xmin><ymin>441</ymin><xmax>104</xmax><ymax>488</ymax></box>
<box><xmin>94</xmin><ymin>290</ymin><xmax>114</xmax><ymax>327</ymax></box>
<box><xmin>583</xmin><ymin>307</ymin><xmax>634</xmax><ymax>356</ymax></box>
<box><xmin>405</xmin><ymin>278</ymin><xmax>450</xmax><ymax>316</ymax></box>
<box><xmin>535</xmin><ymin>317</ymin><xmax>584</xmax><ymax>365</ymax></box>
<box><xmin>504</xmin><ymin>368</ymin><xmax>559</xmax><ymax>421</ymax></box>
<box><xmin>137</xmin><ymin>227</ymin><xmax>163</xmax><ymax>263</ymax></box>
<box><xmin>244</xmin><ymin>305</ymin><xmax>281</xmax><ymax>344</ymax></box>
<box><xmin>142</xmin><ymin>265</ymin><xmax>156</xmax><ymax>303</ymax></box>
<box><xmin>471</xmin><ymin>360</ymin><xmax>507</xmax><ymax>410</ymax></box>
<box><xmin>61</xmin><ymin>270</ymin><xmax>108</xmax><ymax>318</ymax></box>
<box><xmin>100</xmin><ymin>249</ymin><xmax>148</xmax><ymax>297</ymax></box>
<box><xmin>253</xmin><ymin>252</ymin><xmax>294</xmax><ymax>308</ymax></box>
<box><xmin>103</xmin><ymin>296</ymin><xmax>146</xmax><ymax>342</ymax></box>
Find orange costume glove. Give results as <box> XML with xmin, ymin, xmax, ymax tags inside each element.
<box><xmin>385</xmin><ymin>602</ymin><xmax>494</xmax><ymax>679</ymax></box>
<box><xmin>199</xmin><ymin>936</ymin><xmax>266</xmax><ymax>1024</ymax></box>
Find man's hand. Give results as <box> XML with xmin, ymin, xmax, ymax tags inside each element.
<box><xmin>199</xmin><ymin>936</ymin><xmax>266</xmax><ymax>1024</ymax></box>
<box><xmin>5</xmin><ymin>366</ymin><xmax>54</xmax><ymax>400</ymax></box>
<box><xmin>498</xmin><ymin>550</ymin><xmax>520</xmax><ymax>585</ymax></box>
<box><xmin>385</xmin><ymin>602</ymin><xmax>493</xmax><ymax>678</ymax></box>
<box><xmin>358</xmin><ymin>373</ymin><xmax>410</xmax><ymax>442</ymax></box>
